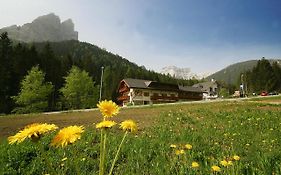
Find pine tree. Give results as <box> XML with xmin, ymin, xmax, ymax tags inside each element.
<box><xmin>40</xmin><ymin>43</ymin><xmax>62</xmax><ymax>110</ymax></box>
<box><xmin>244</xmin><ymin>58</ymin><xmax>280</xmax><ymax>93</ymax></box>
<box><xmin>272</xmin><ymin>62</ymin><xmax>281</xmax><ymax>91</ymax></box>
<box><xmin>0</xmin><ymin>32</ymin><xmax>13</xmax><ymax>113</ymax></box>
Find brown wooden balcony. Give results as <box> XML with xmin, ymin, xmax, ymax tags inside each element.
<box><xmin>117</xmin><ymin>95</ymin><xmax>129</xmax><ymax>101</ymax></box>
<box><xmin>119</xmin><ymin>86</ymin><xmax>129</xmax><ymax>93</ymax></box>
<box><xmin>150</xmin><ymin>95</ymin><xmax>179</xmax><ymax>101</ymax></box>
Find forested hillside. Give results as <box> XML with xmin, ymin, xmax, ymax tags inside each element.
<box><xmin>241</xmin><ymin>59</ymin><xmax>281</xmax><ymax>94</ymax></box>
<box><xmin>0</xmin><ymin>32</ymin><xmax>200</xmax><ymax>114</ymax></box>
<box><xmin>207</xmin><ymin>59</ymin><xmax>281</xmax><ymax>85</ymax></box>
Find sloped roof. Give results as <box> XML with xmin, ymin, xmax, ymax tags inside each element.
<box><xmin>179</xmin><ymin>86</ymin><xmax>203</xmax><ymax>92</ymax></box>
<box><xmin>121</xmin><ymin>78</ymin><xmax>203</xmax><ymax>93</ymax></box>
<box><xmin>148</xmin><ymin>81</ymin><xmax>179</xmax><ymax>91</ymax></box>
<box><xmin>123</xmin><ymin>78</ymin><xmax>153</xmax><ymax>89</ymax></box>
<box><xmin>192</xmin><ymin>81</ymin><xmax>218</xmax><ymax>88</ymax></box>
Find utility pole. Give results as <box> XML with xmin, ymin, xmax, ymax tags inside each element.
<box><xmin>99</xmin><ymin>66</ymin><xmax>104</xmax><ymax>101</ymax></box>
<box><xmin>240</xmin><ymin>74</ymin><xmax>244</xmax><ymax>97</ymax></box>
<box><xmin>245</xmin><ymin>74</ymin><xmax>248</xmax><ymax>97</ymax></box>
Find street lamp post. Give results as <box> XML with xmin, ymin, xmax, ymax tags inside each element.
<box><xmin>240</xmin><ymin>74</ymin><xmax>244</xmax><ymax>97</ymax></box>
<box><xmin>99</xmin><ymin>66</ymin><xmax>104</xmax><ymax>102</ymax></box>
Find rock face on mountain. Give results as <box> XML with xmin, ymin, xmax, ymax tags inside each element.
<box><xmin>160</xmin><ymin>66</ymin><xmax>201</xmax><ymax>79</ymax></box>
<box><xmin>0</xmin><ymin>13</ymin><xmax>78</xmax><ymax>42</ymax></box>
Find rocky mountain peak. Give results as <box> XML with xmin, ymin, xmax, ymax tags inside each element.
<box><xmin>160</xmin><ymin>65</ymin><xmax>210</xmax><ymax>80</ymax></box>
<box><xmin>160</xmin><ymin>66</ymin><xmax>194</xmax><ymax>79</ymax></box>
<box><xmin>0</xmin><ymin>13</ymin><xmax>78</xmax><ymax>42</ymax></box>
<box><xmin>62</xmin><ymin>19</ymin><xmax>75</xmax><ymax>32</ymax></box>
<box><xmin>33</xmin><ymin>13</ymin><xmax>60</xmax><ymax>24</ymax></box>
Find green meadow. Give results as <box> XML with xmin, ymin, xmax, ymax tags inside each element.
<box><xmin>1</xmin><ymin>96</ymin><xmax>281</xmax><ymax>174</ymax></box>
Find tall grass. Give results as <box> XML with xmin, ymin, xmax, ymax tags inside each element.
<box><xmin>1</xmin><ymin>101</ymin><xmax>281</xmax><ymax>174</ymax></box>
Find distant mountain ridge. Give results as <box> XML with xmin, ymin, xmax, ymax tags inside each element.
<box><xmin>160</xmin><ymin>66</ymin><xmax>210</xmax><ymax>79</ymax></box>
<box><xmin>0</xmin><ymin>13</ymin><xmax>78</xmax><ymax>42</ymax></box>
<box><xmin>206</xmin><ymin>59</ymin><xmax>281</xmax><ymax>85</ymax></box>
<box><xmin>160</xmin><ymin>66</ymin><xmax>191</xmax><ymax>79</ymax></box>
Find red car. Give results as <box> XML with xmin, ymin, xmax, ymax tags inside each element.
<box><xmin>261</xmin><ymin>91</ymin><xmax>268</xmax><ymax>96</ymax></box>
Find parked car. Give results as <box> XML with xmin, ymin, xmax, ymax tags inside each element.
<box><xmin>260</xmin><ymin>91</ymin><xmax>268</xmax><ymax>96</ymax></box>
<box><xmin>269</xmin><ymin>91</ymin><xmax>278</xmax><ymax>96</ymax></box>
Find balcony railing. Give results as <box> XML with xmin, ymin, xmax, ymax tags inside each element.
<box><xmin>119</xmin><ymin>86</ymin><xmax>129</xmax><ymax>93</ymax></box>
<box><xmin>178</xmin><ymin>95</ymin><xmax>202</xmax><ymax>100</ymax></box>
<box><xmin>150</xmin><ymin>95</ymin><xmax>179</xmax><ymax>101</ymax></box>
<box><xmin>117</xmin><ymin>95</ymin><xmax>129</xmax><ymax>101</ymax></box>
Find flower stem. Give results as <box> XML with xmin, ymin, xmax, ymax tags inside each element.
<box><xmin>99</xmin><ymin>129</ymin><xmax>104</xmax><ymax>175</ymax></box>
<box><xmin>108</xmin><ymin>131</ymin><xmax>128</xmax><ymax>175</ymax></box>
<box><xmin>102</xmin><ymin>130</ymin><xmax>107</xmax><ymax>175</ymax></box>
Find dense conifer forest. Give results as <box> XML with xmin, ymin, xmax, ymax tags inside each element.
<box><xmin>1</xmin><ymin>31</ymin><xmax>280</xmax><ymax>114</ymax></box>
<box><xmin>0</xmin><ymin>32</ymin><xmax>200</xmax><ymax>114</ymax></box>
<box><xmin>241</xmin><ymin>58</ymin><xmax>281</xmax><ymax>94</ymax></box>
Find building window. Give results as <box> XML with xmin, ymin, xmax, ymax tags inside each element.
<box><xmin>135</xmin><ymin>90</ymin><xmax>142</xmax><ymax>96</ymax></box>
<box><xmin>171</xmin><ymin>94</ymin><xmax>175</xmax><ymax>97</ymax></box>
<box><xmin>144</xmin><ymin>92</ymin><xmax>149</xmax><ymax>96</ymax></box>
<box><xmin>153</xmin><ymin>93</ymin><xmax>158</xmax><ymax>96</ymax></box>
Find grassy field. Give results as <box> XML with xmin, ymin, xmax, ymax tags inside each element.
<box><xmin>0</xmin><ymin>96</ymin><xmax>281</xmax><ymax>174</ymax></box>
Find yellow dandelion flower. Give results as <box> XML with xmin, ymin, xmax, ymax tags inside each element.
<box><xmin>220</xmin><ymin>160</ymin><xmax>228</xmax><ymax>167</ymax></box>
<box><xmin>51</xmin><ymin>126</ymin><xmax>84</xmax><ymax>148</ymax></box>
<box><xmin>233</xmin><ymin>155</ymin><xmax>240</xmax><ymax>161</ymax></box>
<box><xmin>8</xmin><ymin>123</ymin><xmax>58</xmax><ymax>144</ymax></box>
<box><xmin>227</xmin><ymin>160</ymin><xmax>233</xmax><ymax>166</ymax></box>
<box><xmin>185</xmin><ymin>143</ymin><xmax>192</xmax><ymax>150</ymax></box>
<box><xmin>170</xmin><ymin>144</ymin><xmax>177</xmax><ymax>148</ymax></box>
<box><xmin>96</xmin><ymin>120</ymin><xmax>117</xmax><ymax>129</ymax></box>
<box><xmin>211</xmin><ymin>165</ymin><xmax>221</xmax><ymax>172</ymax></box>
<box><xmin>175</xmin><ymin>149</ymin><xmax>185</xmax><ymax>155</ymax></box>
<box><xmin>120</xmin><ymin>120</ymin><xmax>137</xmax><ymax>132</ymax></box>
<box><xmin>97</xmin><ymin>100</ymin><xmax>119</xmax><ymax>118</ymax></box>
<box><xmin>192</xmin><ymin>161</ymin><xmax>199</xmax><ymax>168</ymax></box>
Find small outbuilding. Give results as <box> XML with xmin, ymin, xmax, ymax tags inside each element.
<box><xmin>192</xmin><ymin>79</ymin><xmax>219</xmax><ymax>99</ymax></box>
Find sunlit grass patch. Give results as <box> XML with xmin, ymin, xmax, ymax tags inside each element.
<box><xmin>1</xmin><ymin>99</ymin><xmax>281</xmax><ymax>174</ymax></box>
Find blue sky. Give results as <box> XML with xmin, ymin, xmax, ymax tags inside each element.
<box><xmin>1</xmin><ymin>0</ymin><xmax>281</xmax><ymax>75</ymax></box>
